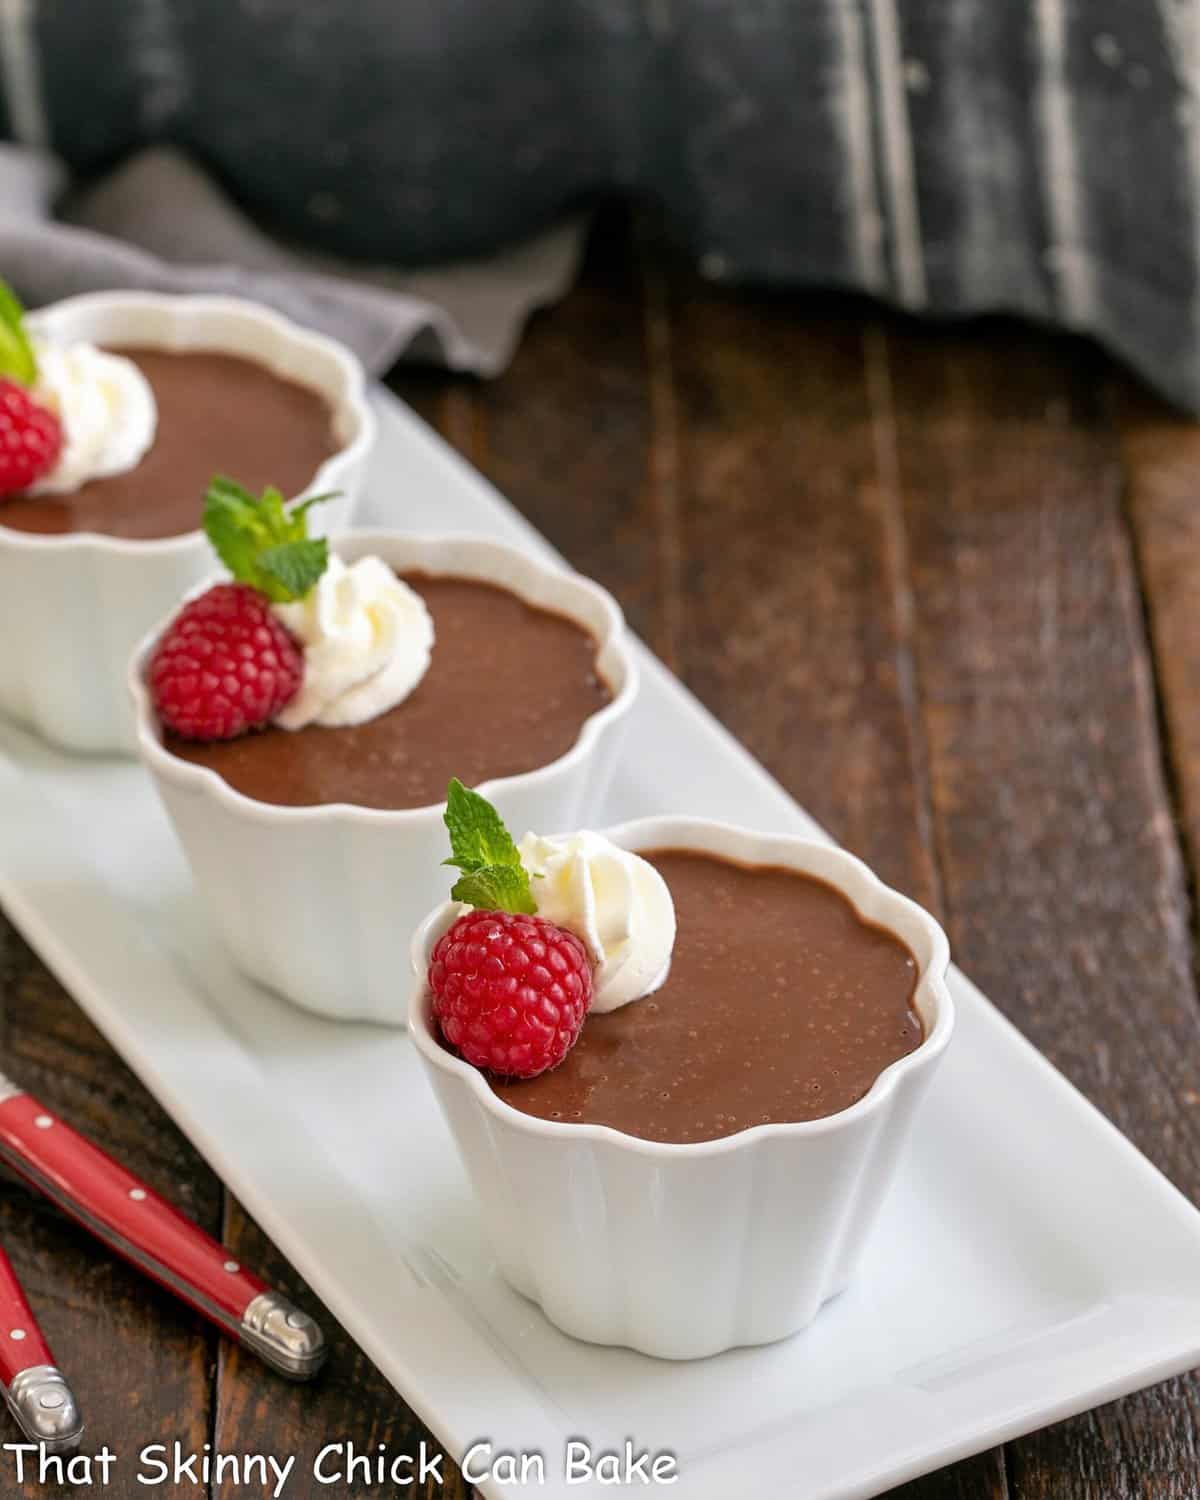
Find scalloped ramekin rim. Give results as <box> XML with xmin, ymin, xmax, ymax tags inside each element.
<box><xmin>129</xmin><ymin>530</ymin><xmax>639</xmax><ymax>828</ymax></box>
<box><xmin>408</xmin><ymin>815</ymin><xmax>955</xmax><ymax>1159</ymax></box>
<box><xmin>0</xmin><ymin>291</ymin><xmax>375</xmax><ymax>556</ymax></box>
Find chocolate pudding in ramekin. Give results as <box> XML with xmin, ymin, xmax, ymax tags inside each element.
<box><xmin>0</xmin><ymin>293</ymin><xmax>373</xmax><ymax>753</ymax></box>
<box><xmin>411</xmin><ymin>818</ymin><xmax>954</xmax><ymax>1360</ymax></box>
<box><xmin>0</xmin><ymin>347</ymin><xmax>337</xmax><ymax>541</ymax></box>
<box><xmin>131</xmin><ymin>532</ymin><xmax>638</xmax><ymax>1024</ymax></box>
<box><xmin>163</xmin><ymin>571</ymin><xmax>613</xmax><ymax>812</ymax></box>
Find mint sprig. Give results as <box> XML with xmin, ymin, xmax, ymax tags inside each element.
<box><xmin>442</xmin><ymin>778</ymin><xmax>536</xmax><ymax>914</ymax></box>
<box><xmin>202</xmin><ymin>475</ymin><xmax>337</xmax><ymax>603</ymax></box>
<box><xmin>0</xmin><ymin>280</ymin><xmax>38</xmax><ymax>386</ymax></box>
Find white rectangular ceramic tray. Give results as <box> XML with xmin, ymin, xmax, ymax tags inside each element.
<box><xmin>2</xmin><ymin>390</ymin><xmax>1200</xmax><ymax>1499</ymax></box>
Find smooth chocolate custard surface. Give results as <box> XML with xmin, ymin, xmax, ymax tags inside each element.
<box><xmin>166</xmin><ymin>574</ymin><xmax>611</xmax><ymax>809</ymax></box>
<box><xmin>0</xmin><ymin>349</ymin><xmax>335</xmax><ymax>539</ymax></box>
<box><xmin>489</xmin><ymin>850</ymin><xmax>924</xmax><ymax>1143</ymax></box>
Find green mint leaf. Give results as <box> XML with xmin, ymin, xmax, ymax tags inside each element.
<box><xmin>255</xmin><ymin>484</ymin><xmax>291</xmax><ymax>538</ymax></box>
<box><xmin>441</xmin><ymin>779</ymin><xmax>536</xmax><ymax>914</ymax></box>
<box><xmin>201</xmin><ymin>475</ymin><xmax>338</xmax><ymax>602</ymax></box>
<box><xmin>257</xmin><ymin>537</ymin><xmax>329</xmax><ymax>602</ymax></box>
<box><xmin>203</xmin><ymin>481</ymin><xmax>268</xmax><ymax>583</ymax></box>
<box><xmin>0</xmin><ymin>280</ymin><xmax>37</xmax><ymax>386</ymax></box>
<box><xmin>443</xmin><ymin>778</ymin><xmax>524</xmax><ymax>874</ymax></box>
<box><xmin>450</xmin><ymin>865</ymin><xmax>537</xmax><ymax>916</ymax></box>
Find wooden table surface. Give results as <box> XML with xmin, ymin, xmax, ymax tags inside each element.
<box><xmin>4</xmin><ymin>210</ymin><xmax>1200</xmax><ymax>1498</ymax></box>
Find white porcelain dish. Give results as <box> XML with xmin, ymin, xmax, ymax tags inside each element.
<box><xmin>131</xmin><ymin>531</ymin><xmax>637</xmax><ymax>1025</ymax></box>
<box><xmin>0</xmin><ymin>293</ymin><xmax>374</xmax><ymax>754</ymax></box>
<box><xmin>411</xmin><ymin>818</ymin><xmax>954</xmax><ymax>1359</ymax></box>
<box><xmin>0</xmin><ymin>389</ymin><xmax>1199</xmax><ymax>1498</ymax></box>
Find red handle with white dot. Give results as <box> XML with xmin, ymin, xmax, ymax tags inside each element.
<box><xmin>0</xmin><ymin>1092</ymin><xmax>269</xmax><ymax>1330</ymax></box>
<box><xmin>0</xmin><ymin>1246</ymin><xmax>54</xmax><ymax>1387</ymax></box>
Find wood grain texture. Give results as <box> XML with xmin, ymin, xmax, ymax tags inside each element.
<box><xmin>662</xmin><ymin>279</ymin><xmax>939</xmax><ymax>909</ymax></box>
<box><xmin>888</xmin><ymin>1455</ymin><xmax>1012</xmax><ymax>1500</ymax></box>
<box><xmin>1119</xmin><ymin>384</ymin><xmax>1200</xmax><ymax>879</ymax></box>
<box><xmin>879</xmin><ymin>318</ymin><xmax>1200</xmax><ymax>1498</ymax></box>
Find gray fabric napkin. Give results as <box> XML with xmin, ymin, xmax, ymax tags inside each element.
<box><xmin>0</xmin><ymin>145</ymin><xmax>586</xmax><ymax>377</ymax></box>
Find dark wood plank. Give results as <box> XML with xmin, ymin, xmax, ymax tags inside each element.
<box><xmin>878</xmin><ymin>318</ymin><xmax>1200</xmax><ymax>1499</ymax></box>
<box><xmin>885</xmin><ymin>318</ymin><xmax>1200</xmax><ymax>1180</ymax></box>
<box><xmin>0</xmin><ymin>923</ymin><xmax>218</xmax><ymax>1497</ymax></box>
<box><xmin>888</xmin><ymin>1457</ymin><xmax>1011</xmax><ymax>1500</ymax></box>
<box><xmin>1118</xmin><ymin>385</ymin><xmax>1200</xmax><ymax>878</ymax></box>
<box><xmin>660</xmin><ymin>281</ymin><xmax>941</xmax><ymax>904</ymax></box>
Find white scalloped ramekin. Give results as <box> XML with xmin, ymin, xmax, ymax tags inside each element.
<box><xmin>0</xmin><ymin>292</ymin><xmax>374</xmax><ymax>754</ymax></box>
<box><xmin>131</xmin><ymin>531</ymin><xmax>637</xmax><ymax>1025</ymax></box>
<box><xmin>410</xmin><ymin>817</ymin><xmax>954</xmax><ymax>1360</ymax></box>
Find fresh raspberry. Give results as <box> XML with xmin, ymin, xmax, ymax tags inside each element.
<box><xmin>429</xmin><ymin>910</ymin><xmax>593</xmax><ymax>1078</ymax></box>
<box><xmin>150</xmin><ymin>583</ymin><xmax>303</xmax><ymax>741</ymax></box>
<box><xmin>0</xmin><ymin>380</ymin><xmax>62</xmax><ymax>494</ymax></box>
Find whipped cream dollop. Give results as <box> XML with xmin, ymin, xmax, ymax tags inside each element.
<box><xmin>29</xmin><ymin>340</ymin><xmax>157</xmax><ymax>494</ymax></box>
<box><xmin>273</xmin><ymin>554</ymin><xmax>434</xmax><ymax>730</ymax></box>
<box><xmin>518</xmin><ymin>830</ymin><xmax>676</xmax><ymax>1012</ymax></box>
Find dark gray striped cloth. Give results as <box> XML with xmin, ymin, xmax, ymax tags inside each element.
<box><xmin>1</xmin><ymin>1</ymin><xmax>1193</xmax><ymax>406</ymax></box>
